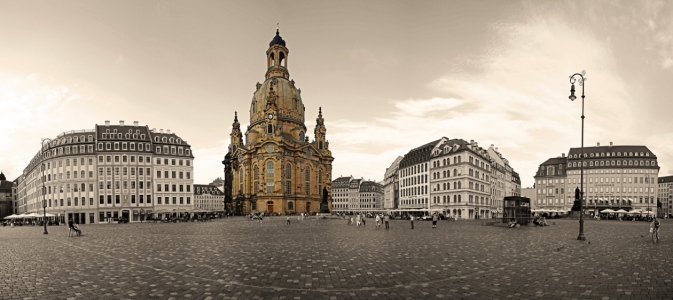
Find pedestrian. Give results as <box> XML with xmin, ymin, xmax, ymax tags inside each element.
<box><xmin>361</xmin><ymin>214</ymin><xmax>366</xmax><ymax>226</ymax></box>
<box><xmin>410</xmin><ymin>215</ymin><xmax>414</xmax><ymax>229</ymax></box>
<box><xmin>356</xmin><ymin>214</ymin><xmax>361</xmax><ymax>227</ymax></box>
<box><xmin>432</xmin><ymin>213</ymin><xmax>438</xmax><ymax>228</ymax></box>
<box><xmin>384</xmin><ymin>214</ymin><xmax>390</xmax><ymax>230</ymax></box>
<box><xmin>375</xmin><ymin>214</ymin><xmax>381</xmax><ymax>229</ymax></box>
<box><xmin>348</xmin><ymin>216</ymin><xmax>353</xmax><ymax>225</ymax></box>
<box><xmin>287</xmin><ymin>215</ymin><xmax>291</xmax><ymax>225</ymax></box>
<box><xmin>259</xmin><ymin>213</ymin><xmax>263</xmax><ymax>224</ymax></box>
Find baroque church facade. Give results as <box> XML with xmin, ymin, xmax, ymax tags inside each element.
<box><xmin>225</xmin><ymin>29</ymin><xmax>334</xmax><ymax>215</ymax></box>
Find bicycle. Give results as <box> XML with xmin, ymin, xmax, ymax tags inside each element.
<box><xmin>652</xmin><ymin>226</ymin><xmax>659</xmax><ymax>244</ymax></box>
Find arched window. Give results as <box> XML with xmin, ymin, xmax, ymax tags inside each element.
<box><xmin>266</xmin><ymin>161</ymin><xmax>274</xmax><ymax>177</ymax></box>
<box><xmin>267</xmin><ymin>124</ymin><xmax>273</xmax><ymax>134</ymax></box>
<box><xmin>254</xmin><ymin>166</ymin><xmax>259</xmax><ymax>180</ymax></box>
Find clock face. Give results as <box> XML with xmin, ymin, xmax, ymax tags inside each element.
<box><xmin>266</xmin><ymin>144</ymin><xmax>275</xmax><ymax>153</ymax></box>
<box><xmin>268</xmin><ymin>113</ymin><xmax>273</xmax><ymax>120</ymax></box>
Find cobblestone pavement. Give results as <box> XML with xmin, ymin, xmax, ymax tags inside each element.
<box><xmin>1</xmin><ymin>217</ymin><xmax>672</xmax><ymax>299</ymax></box>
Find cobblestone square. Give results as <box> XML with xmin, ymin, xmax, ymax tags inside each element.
<box><xmin>1</xmin><ymin>218</ymin><xmax>672</xmax><ymax>299</ymax></box>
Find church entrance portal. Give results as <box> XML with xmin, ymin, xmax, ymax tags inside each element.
<box><xmin>267</xmin><ymin>201</ymin><xmax>274</xmax><ymax>214</ymax></box>
<box><xmin>305</xmin><ymin>202</ymin><xmax>311</xmax><ymax>214</ymax></box>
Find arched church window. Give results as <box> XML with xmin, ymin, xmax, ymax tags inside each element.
<box><xmin>267</xmin><ymin>161</ymin><xmax>274</xmax><ymax>177</ymax></box>
<box><xmin>299</xmin><ymin>131</ymin><xmax>304</xmax><ymax>141</ymax></box>
<box><xmin>254</xmin><ymin>166</ymin><xmax>259</xmax><ymax>180</ymax></box>
<box><xmin>268</xmin><ymin>124</ymin><xmax>273</xmax><ymax>134</ymax></box>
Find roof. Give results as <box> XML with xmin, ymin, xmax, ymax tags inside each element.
<box><xmin>659</xmin><ymin>176</ymin><xmax>673</xmax><ymax>184</ymax></box>
<box><xmin>269</xmin><ymin>29</ymin><xmax>286</xmax><ymax>47</ymax></box>
<box><xmin>193</xmin><ymin>184</ymin><xmax>224</xmax><ymax>195</ymax></box>
<box><xmin>567</xmin><ymin>145</ymin><xmax>656</xmax><ymax>159</ymax></box>
<box><xmin>540</xmin><ymin>157</ymin><xmax>567</xmax><ymax>166</ymax></box>
<box><xmin>399</xmin><ymin>139</ymin><xmax>441</xmax><ymax>169</ymax></box>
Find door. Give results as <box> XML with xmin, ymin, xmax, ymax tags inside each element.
<box><xmin>121</xmin><ymin>210</ymin><xmax>130</xmax><ymax>222</ymax></box>
<box><xmin>267</xmin><ymin>201</ymin><xmax>274</xmax><ymax>214</ymax></box>
<box><xmin>306</xmin><ymin>202</ymin><xmax>311</xmax><ymax>214</ymax></box>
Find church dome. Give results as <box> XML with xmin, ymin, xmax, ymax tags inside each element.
<box><xmin>269</xmin><ymin>29</ymin><xmax>286</xmax><ymax>47</ymax></box>
<box><xmin>249</xmin><ymin>77</ymin><xmax>304</xmax><ymax>125</ymax></box>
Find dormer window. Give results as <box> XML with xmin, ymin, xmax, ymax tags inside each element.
<box><xmin>162</xmin><ymin>137</ymin><xmax>167</xmax><ymax>142</ymax></box>
<box><xmin>155</xmin><ymin>137</ymin><xmax>159</xmax><ymax>142</ymax></box>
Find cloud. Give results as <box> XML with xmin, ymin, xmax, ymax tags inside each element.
<box><xmin>0</xmin><ymin>72</ymin><xmax>81</xmax><ymax>179</ymax></box>
<box><xmin>327</xmin><ymin>10</ymin><xmax>639</xmax><ymax>187</ymax></box>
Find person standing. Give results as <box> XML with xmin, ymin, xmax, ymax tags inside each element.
<box><xmin>361</xmin><ymin>214</ymin><xmax>366</xmax><ymax>226</ymax></box>
<box><xmin>356</xmin><ymin>214</ymin><xmax>361</xmax><ymax>227</ymax></box>
<box><xmin>384</xmin><ymin>214</ymin><xmax>390</xmax><ymax>230</ymax></box>
<box><xmin>432</xmin><ymin>213</ymin><xmax>438</xmax><ymax>228</ymax></box>
<box><xmin>410</xmin><ymin>215</ymin><xmax>414</xmax><ymax>229</ymax></box>
<box><xmin>287</xmin><ymin>215</ymin><xmax>291</xmax><ymax>225</ymax></box>
<box><xmin>375</xmin><ymin>214</ymin><xmax>381</xmax><ymax>229</ymax></box>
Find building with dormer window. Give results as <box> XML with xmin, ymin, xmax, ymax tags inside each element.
<box><xmin>14</xmin><ymin>120</ymin><xmax>194</xmax><ymax>224</ymax></box>
<box><xmin>225</xmin><ymin>29</ymin><xmax>334</xmax><ymax>215</ymax></box>
<box><xmin>535</xmin><ymin>142</ymin><xmax>660</xmax><ymax>217</ymax></box>
<box><xmin>194</xmin><ymin>184</ymin><xmax>224</xmax><ymax>212</ymax></box>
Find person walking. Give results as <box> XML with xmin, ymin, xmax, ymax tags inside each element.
<box><xmin>410</xmin><ymin>215</ymin><xmax>414</xmax><ymax>229</ymax></box>
<box><xmin>361</xmin><ymin>214</ymin><xmax>366</xmax><ymax>226</ymax></box>
<box><xmin>384</xmin><ymin>214</ymin><xmax>390</xmax><ymax>230</ymax></box>
<box><xmin>375</xmin><ymin>214</ymin><xmax>381</xmax><ymax>229</ymax></box>
<box><xmin>287</xmin><ymin>215</ymin><xmax>291</xmax><ymax>225</ymax></box>
<box><xmin>432</xmin><ymin>213</ymin><xmax>438</xmax><ymax>228</ymax></box>
<box><xmin>356</xmin><ymin>214</ymin><xmax>361</xmax><ymax>227</ymax></box>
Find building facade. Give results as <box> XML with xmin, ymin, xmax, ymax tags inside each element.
<box><xmin>386</xmin><ymin>138</ymin><xmax>521</xmax><ymax>219</ymax></box>
<box><xmin>382</xmin><ymin>156</ymin><xmax>402</xmax><ymax>209</ymax></box>
<box><xmin>330</xmin><ymin>176</ymin><xmax>383</xmax><ymax>213</ymax></box>
<box><xmin>0</xmin><ymin>172</ymin><xmax>13</xmax><ymax>219</ymax></box>
<box><xmin>194</xmin><ymin>184</ymin><xmax>224</xmax><ymax>212</ymax></box>
<box><xmin>538</xmin><ymin>142</ymin><xmax>660</xmax><ymax>217</ymax></box>
<box><xmin>226</xmin><ymin>29</ymin><xmax>334</xmax><ymax>215</ymax></box>
<box><xmin>429</xmin><ymin>138</ymin><xmax>493</xmax><ymax>219</ymax></box>
<box><xmin>399</xmin><ymin>140</ymin><xmax>437</xmax><ymax>211</ymax></box>
<box><xmin>15</xmin><ymin>121</ymin><xmax>194</xmax><ymax>223</ymax></box>
<box><xmin>533</xmin><ymin>154</ymin><xmax>569</xmax><ymax>212</ymax></box>
<box><xmin>658</xmin><ymin>175</ymin><xmax>673</xmax><ymax>218</ymax></box>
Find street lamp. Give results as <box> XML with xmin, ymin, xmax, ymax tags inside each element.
<box><xmin>569</xmin><ymin>70</ymin><xmax>587</xmax><ymax>241</ymax></box>
<box><xmin>41</xmin><ymin>138</ymin><xmax>51</xmax><ymax>235</ymax></box>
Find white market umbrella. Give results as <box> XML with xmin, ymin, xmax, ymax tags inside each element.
<box><xmin>3</xmin><ymin>214</ymin><xmax>19</xmax><ymax>220</ymax></box>
<box><xmin>628</xmin><ymin>210</ymin><xmax>641</xmax><ymax>215</ymax></box>
<box><xmin>600</xmin><ymin>209</ymin><xmax>616</xmax><ymax>213</ymax></box>
<box><xmin>614</xmin><ymin>209</ymin><xmax>628</xmax><ymax>214</ymax></box>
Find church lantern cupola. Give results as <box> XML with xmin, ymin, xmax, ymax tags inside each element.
<box><xmin>314</xmin><ymin>107</ymin><xmax>328</xmax><ymax>150</ymax></box>
<box><xmin>266</xmin><ymin>27</ymin><xmax>289</xmax><ymax>80</ymax></box>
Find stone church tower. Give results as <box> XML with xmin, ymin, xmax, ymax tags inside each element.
<box><xmin>226</xmin><ymin>29</ymin><xmax>334</xmax><ymax>215</ymax></box>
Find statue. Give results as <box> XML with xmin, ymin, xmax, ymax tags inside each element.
<box><xmin>320</xmin><ymin>187</ymin><xmax>330</xmax><ymax>213</ymax></box>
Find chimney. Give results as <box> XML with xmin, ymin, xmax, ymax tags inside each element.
<box><xmin>167</xmin><ymin>129</ymin><xmax>171</xmax><ymax>134</ymax></box>
<box><xmin>562</xmin><ymin>153</ymin><xmax>565</xmax><ymax>157</ymax></box>
<box><xmin>133</xmin><ymin>121</ymin><xmax>138</xmax><ymax>126</ymax></box>
<box><xmin>152</xmin><ymin>128</ymin><xmax>156</xmax><ymax>132</ymax></box>
<box><xmin>597</xmin><ymin>142</ymin><xmax>600</xmax><ymax>146</ymax></box>
<box><xmin>160</xmin><ymin>129</ymin><xmax>164</xmax><ymax>133</ymax></box>
<box><xmin>105</xmin><ymin>120</ymin><xmax>110</xmax><ymax>126</ymax></box>
<box><xmin>119</xmin><ymin>120</ymin><xmax>124</xmax><ymax>126</ymax></box>
<box><xmin>609</xmin><ymin>141</ymin><xmax>613</xmax><ymax>146</ymax></box>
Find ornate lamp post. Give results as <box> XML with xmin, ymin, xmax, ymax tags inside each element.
<box><xmin>41</xmin><ymin>138</ymin><xmax>52</xmax><ymax>235</ymax></box>
<box><xmin>569</xmin><ymin>70</ymin><xmax>587</xmax><ymax>241</ymax></box>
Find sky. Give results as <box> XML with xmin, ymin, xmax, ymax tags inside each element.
<box><xmin>1</xmin><ymin>0</ymin><xmax>673</xmax><ymax>188</ymax></box>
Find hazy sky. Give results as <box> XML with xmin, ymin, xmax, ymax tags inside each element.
<box><xmin>2</xmin><ymin>0</ymin><xmax>673</xmax><ymax>188</ymax></box>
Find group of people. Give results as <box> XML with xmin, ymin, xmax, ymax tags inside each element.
<box><xmin>533</xmin><ymin>215</ymin><xmax>549</xmax><ymax>227</ymax></box>
<box><xmin>345</xmin><ymin>213</ymin><xmax>391</xmax><ymax>230</ymax></box>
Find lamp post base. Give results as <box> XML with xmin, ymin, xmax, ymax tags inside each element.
<box><xmin>577</xmin><ymin>218</ymin><xmax>586</xmax><ymax>241</ymax></box>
